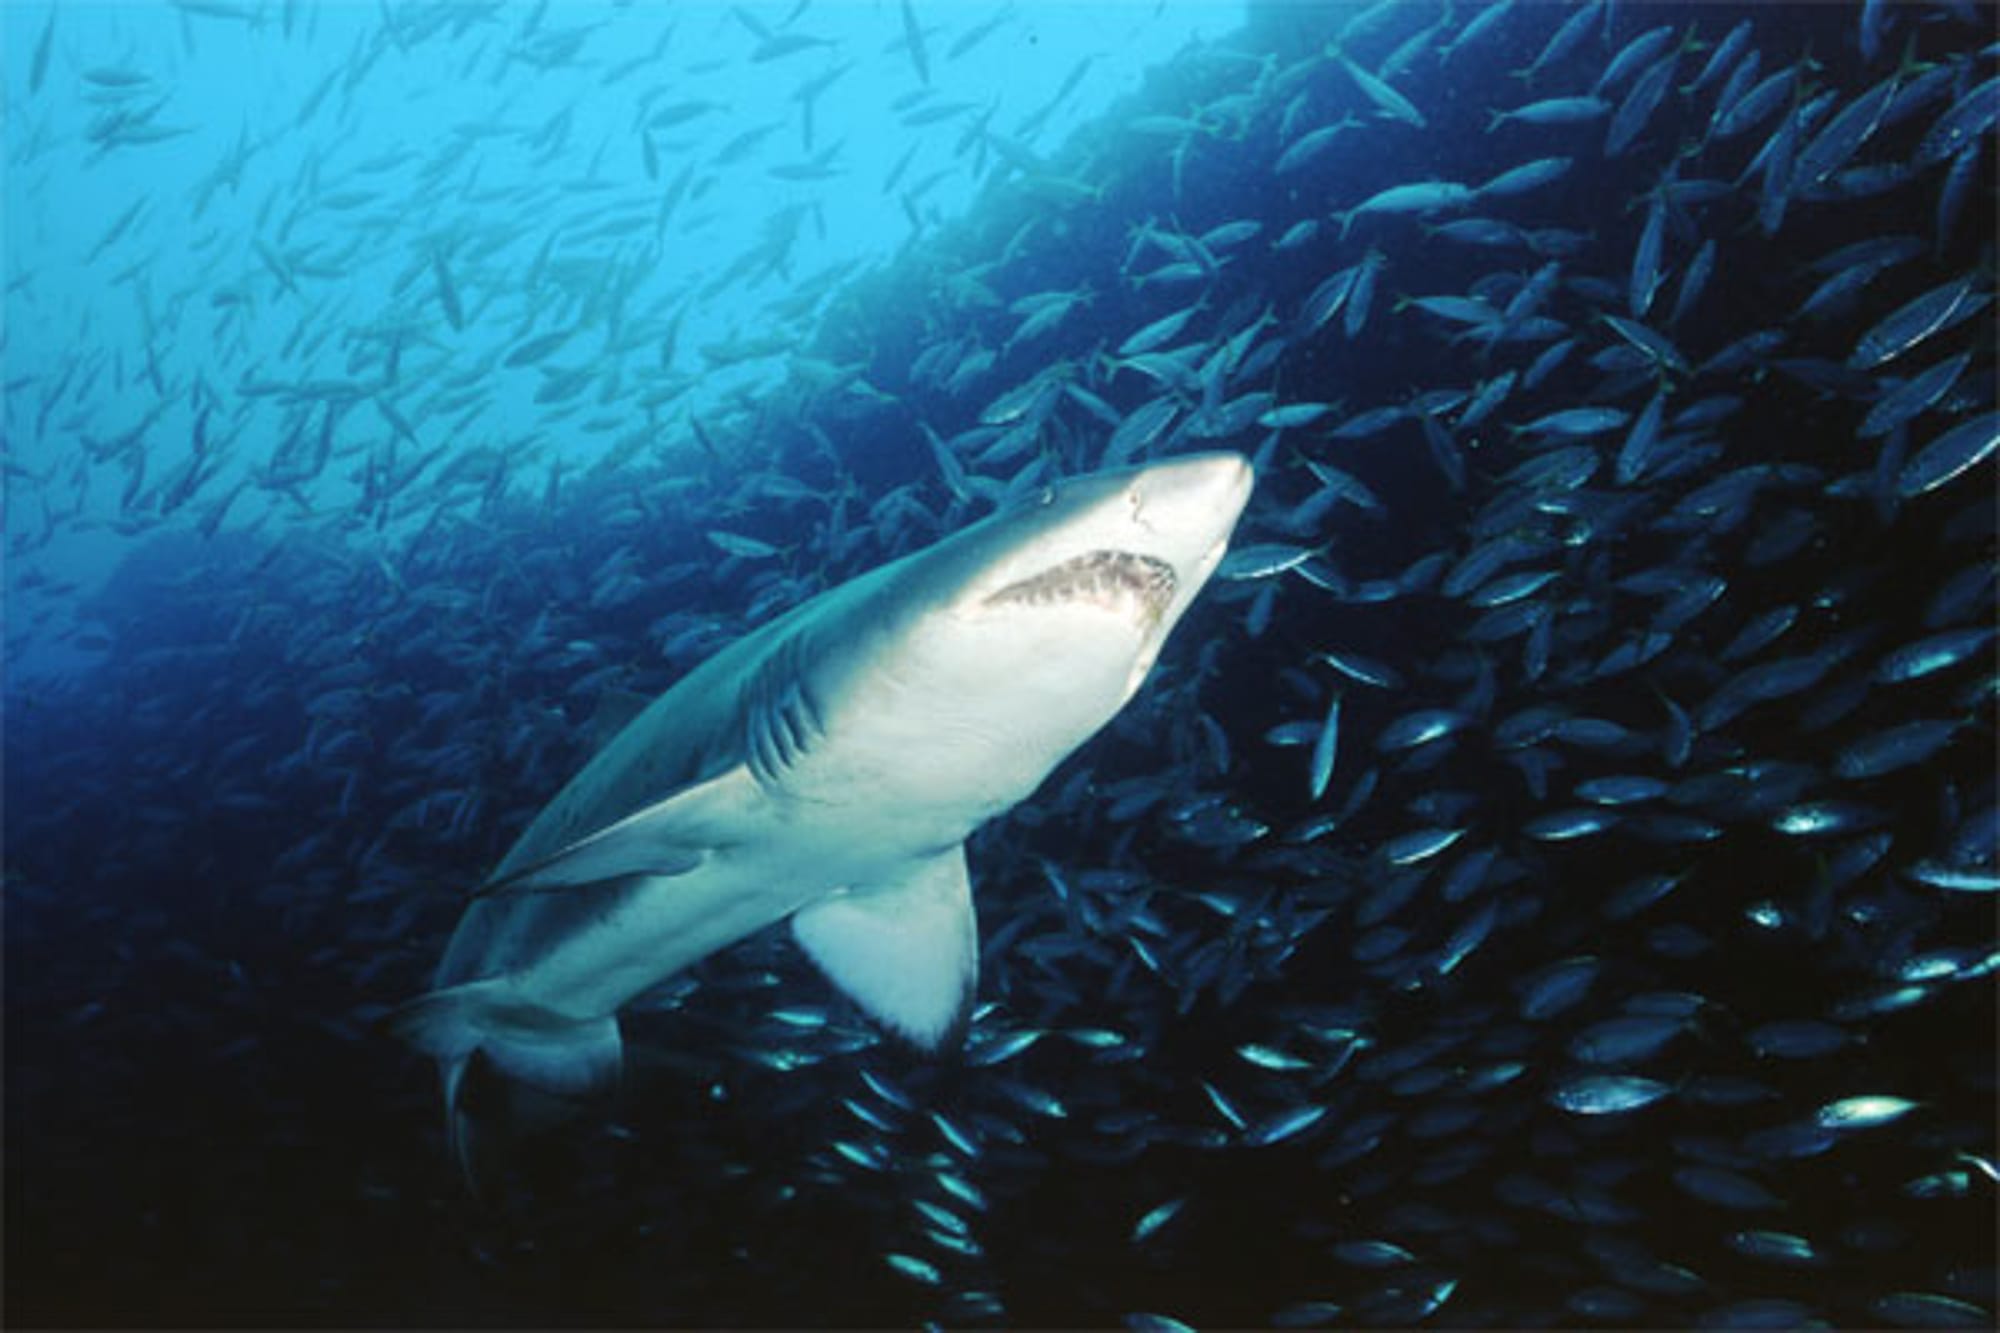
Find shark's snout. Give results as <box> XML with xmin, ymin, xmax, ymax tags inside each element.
<box><xmin>1126</xmin><ymin>451</ymin><xmax>1255</xmax><ymax>582</ymax></box>
<box><xmin>1137</xmin><ymin>450</ymin><xmax>1256</xmax><ymax>520</ymax></box>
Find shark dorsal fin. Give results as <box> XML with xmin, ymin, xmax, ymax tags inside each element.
<box><xmin>791</xmin><ymin>847</ymin><xmax>977</xmax><ymax>1053</ymax></box>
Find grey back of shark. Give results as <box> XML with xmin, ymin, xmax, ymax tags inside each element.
<box><xmin>394</xmin><ymin>451</ymin><xmax>1253</xmax><ymax>1178</ymax></box>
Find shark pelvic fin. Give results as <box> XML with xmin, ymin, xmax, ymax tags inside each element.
<box><xmin>791</xmin><ymin>846</ymin><xmax>978</xmax><ymax>1053</ymax></box>
<box><xmin>390</xmin><ymin>979</ymin><xmax>626</xmax><ymax>1191</ymax></box>
<box><xmin>390</xmin><ymin>978</ymin><xmax>624</xmax><ymax>1099</ymax></box>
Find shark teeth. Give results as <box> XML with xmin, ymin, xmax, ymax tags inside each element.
<box><xmin>984</xmin><ymin>550</ymin><xmax>1179</xmax><ymax>627</ymax></box>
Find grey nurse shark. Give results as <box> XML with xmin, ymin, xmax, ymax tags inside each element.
<box><xmin>394</xmin><ymin>451</ymin><xmax>1253</xmax><ymax>1174</ymax></box>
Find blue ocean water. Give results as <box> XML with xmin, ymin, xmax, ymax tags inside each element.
<box><xmin>5</xmin><ymin>1</ymin><xmax>1996</xmax><ymax>1328</ymax></box>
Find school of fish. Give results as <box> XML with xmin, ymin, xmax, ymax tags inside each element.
<box><xmin>5</xmin><ymin>0</ymin><xmax>1996</xmax><ymax>1328</ymax></box>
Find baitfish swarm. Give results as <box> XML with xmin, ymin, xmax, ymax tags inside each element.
<box><xmin>4</xmin><ymin>0</ymin><xmax>1994</xmax><ymax>1328</ymax></box>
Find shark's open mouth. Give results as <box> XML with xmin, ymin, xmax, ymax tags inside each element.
<box><xmin>984</xmin><ymin>550</ymin><xmax>1179</xmax><ymax>628</ymax></box>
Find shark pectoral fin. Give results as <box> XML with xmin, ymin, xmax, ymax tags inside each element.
<box><xmin>586</xmin><ymin>686</ymin><xmax>654</xmax><ymax>754</ymax></box>
<box><xmin>791</xmin><ymin>847</ymin><xmax>978</xmax><ymax>1054</ymax></box>
<box><xmin>476</xmin><ymin>796</ymin><xmax>714</xmax><ymax>898</ymax></box>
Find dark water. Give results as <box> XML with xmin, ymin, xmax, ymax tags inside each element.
<box><xmin>7</xmin><ymin>2</ymin><xmax>1997</xmax><ymax>1328</ymax></box>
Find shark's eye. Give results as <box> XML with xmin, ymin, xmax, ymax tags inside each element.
<box><xmin>1036</xmin><ymin>484</ymin><xmax>1057</xmax><ymax>507</ymax></box>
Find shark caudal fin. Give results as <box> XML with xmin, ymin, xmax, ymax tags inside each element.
<box><xmin>389</xmin><ymin>979</ymin><xmax>623</xmax><ymax>1188</ymax></box>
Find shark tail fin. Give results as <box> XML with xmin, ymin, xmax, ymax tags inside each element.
<box><xmin>390</xmin><ymin>980</ymin><xmax>624</xmax><ymax>1187</ymax></box>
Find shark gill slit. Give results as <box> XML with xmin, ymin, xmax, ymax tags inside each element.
<box><xmin>747</xmin><ymin>695</ymin><xmax>782</xmax><ymax>785</ymax></box>
<box><xmin>775</xmin><ymin>685</ymin><xmax>806</xmax><ymax>764</ymax></box>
